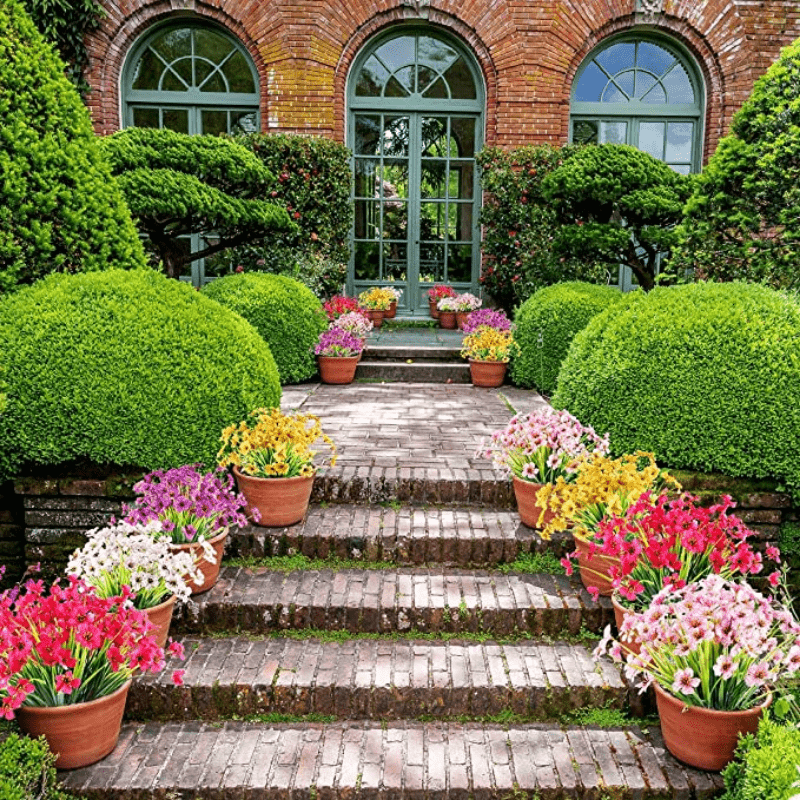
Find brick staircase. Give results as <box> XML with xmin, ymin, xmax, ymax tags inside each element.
<box><xmin>60</xmin><ymin>385</ymin><xmax>725</xmax><ymax>799</ymax></box>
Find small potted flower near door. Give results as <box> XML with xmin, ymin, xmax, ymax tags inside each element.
<box><xmin>314</xmin><ymin>326</ymin><xmax>365</xmax><ymax>384</ymax></box>
<box><xmin>453</xmin><ymin>292</ymin><xmax>482</xmax><ymax>329</ymax></box>
<box><xmin>460</xmin><ymin>324</ymin><xmax>519</xmax><ymax>387</ymax></box>
<box><xmin>358</xmin><ymin>287</ymin><xmax>394</xmax><ymax>327</ymax></box>
<box><xmin>427</xmin><ymin>284</ymin><xmax>456</xmax><ymax>318</ymax></box>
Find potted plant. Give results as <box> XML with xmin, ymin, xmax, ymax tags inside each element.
<box><xmin>0</xmin><ymin>576</ymin><xmax>185</xmax><ymax>769</ymax></box>
<box><xmin>436</xmin><ymin>295</ymin><xmax>460</xmax><ymax>329</ymax></box>
<box><xmin>218</xmin><ymin>407</ymin><xmax>337</xmax><ymax>526</ymax></box>
<box><xmin>453</xmin><ymin>292</ymin><xmax>482</xmax><ymax>329</ymax></box>
<box><xmin>358</xmin><ymin>287</ymin><xmax>394</xmax><ymax>327</ymax></box>
<box><xmin>461</xmin><ymin>307</ymin><xmax>512</xmax><ymax>334</ymax></box>
<box><xmin>66</xmin><ymin>519</ymin><xmax>200</xmax><ymax>648</ymax></box>
<box><xmin>459</xmin><ymin>325</ymin><xmax>520</xmax><ymax>387</ymax></box>
<box><xmin>479</xmin><ymin>408</ymin><xmax>609</xmax><ymax>530</ymax></box>
<box><xmin>385</xmin><ymin>286</ymin><xmax>402</xmax><ymax>318</ymax></box>
<box><xmin>331</xmin><ymin>309</ymin><xmax>373</xmax><ymax>357</ymax></box>
<box><xmin>427</xmin><ymin>284</ymin><xmax>456</xmax><ymax>318</ymax></box>
<box><xmin>123</xmin><ymin>464</ymin><xmax>251</xmax><ymax>595</ymax></box>
<box><xmin>594</xmin><ymin>574</ymin><xmax>800</xmax><ymax>771</ymax></box>
<box><xmin>535</xmin><ymin>451</ymin><xmax>679</xmax><ymax>598</ymax></box>
<box><xmin>313</xmin><ymin>326</ymin><xmax>365</xmax><ymax>384</ymax></box>
<box><xmin>323</xmin><ymin>294</ymin><xmax>363</xmax><ymax>322</ymax></box>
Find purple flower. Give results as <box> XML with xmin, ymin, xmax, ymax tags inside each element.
<box><xmin>313</xmin><ymin>326</ymin><xmax>364</xmax><ymax>357</ymax></box>
<box><xmin>462</xmin><ymin>308</ymin><xmax>512</xmax><ymax>334</ymax></box>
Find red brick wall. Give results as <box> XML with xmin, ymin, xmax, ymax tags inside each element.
<box><xmin>84</xmin><ymin>0</ymin><xmax>800</xmax><ymax>161</ymax></box>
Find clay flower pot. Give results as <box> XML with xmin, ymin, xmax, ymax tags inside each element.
<box><xmin>16</xmin><ymin>681</ymin><xmax>131</xmax><ymax>769</ymax></box>
<box><xmin>170</xmin><ymin>528</ymin><xmax>228</xmax><ymax>596</ymax></box>
<box><xmin>367</xmin><ymin>309</ymin><xmax>384</xmax><ymax>328</ymax></box>
<box><xmin>429</xmin><ymin>298</ymin><xmax>440</xmax><ymax>319</ymax></box>
<box><xmin>143</xmin><ymin>594</ymin><xmax>176</xmax><ymax>649</ymax></box>
<box><xmin>611</xmin><ymin>593</ymin><xmax>640</xmax><ymax>657</ymax></box>
<box><xmin>469</xmin><ymin>359</ymin><xmax>506</xmax><ymax>388</ymax></box>
<box><xmin>574</xmin><ymin>535</ymin><xmax>619</xmax><ymax>597</ymax></box>
<box><xmin>439</xmin><ymin>310</ymin><xmax>457</xmax><ymax>329</ymax></box>
<box><xmin>234</xmin><ymin>467</ymin><xmax>314</xmax><ymax>527</ymax></box>
<box><xmin>512</xmin><ymin>477</ymin><xmax>555</xmax><ymax>530</ymax></box>
<box><xmin>456</xmin><ymin>311</ymin><xmax>469</xmax><ymax>330</ymax></box>
<box><xmin>654</xmin><ymin>683</ymin><xmax>770</xmax><ymax>771</ymax></box>
<box><xmin>386</xmin><ymin>300</ymin><xmax>397</xmax><ymax>318</ymax></box>
<box><xmin>318</xmin><ymin>355</ymin><xmax>359</xmax><ymax>384</ymax></box>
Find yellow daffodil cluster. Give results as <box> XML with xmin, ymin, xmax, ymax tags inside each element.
<box><xmin>460</xmin><ymin>325</ymin><xmax>520</xmax><ymax>363</ymax></box>
<box><xmin>358</xmin><ymin>287</ymin><xmax>395</xmax><ymax>311</ymax></box>
<box><xmin>218</xmin><ymin>408</ymin><xmax>337</xmax><ymax>479</ymax></box>
<box><xmin>534</xmin><ymin>451</ymin><xmax>680</xmax><ymax>541</ymax></box>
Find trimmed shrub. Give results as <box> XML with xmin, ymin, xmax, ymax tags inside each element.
<box><xmin>0</xmin><ymin>0</ymin><xmax>146</xmax><ymax>293</ymax></box>
<box><xmin>0</xmin><ymin>733</ymin><xmax>80</xmax><ymax>799</ymax></box>
<box><xmin>553</xmin><ymin>282</ymin><xmax>800</xmax><ymax>497</ymax></box>
<box><xmin>202</xmin><ymin>273</ymin><xmax>327</xmax><ymax>384</ymax></box>
<box><xmin>511</xmin><ymin>282</ymin><xmax>623</xmax><ymax>395</ymax></box>
<box><xmin>0</xmin><ymin>270</ymin><xmax>281</xmax><ymax>479</ymax></box>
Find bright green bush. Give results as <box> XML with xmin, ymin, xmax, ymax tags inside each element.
<box><xmin>0</xmin><ymin>0</ymin><xmax>146</xmax><ymax>293</ymax></box>
<box><xmin>553</xmin><ymin>282</ymin><xmax>800</xmax><ymax>497</ymax></box>
<box><xmin>202</xmin><ymin>273</ymin><xmax>327</xmax><ymax>384</ymax></box>
<box><xmin>511</xmin><ymin>282</ymin><xmax>623</xmax><ymax>395</ymax></box>
<box><xmin>0</xmin><ymin>270</ymin><xmax>280</xmax><ymax>479</ymax></box>
<box><xmin>0</xmin><ymin>733</ymin><xmax>80</xmax><ymax>799</ymax></box>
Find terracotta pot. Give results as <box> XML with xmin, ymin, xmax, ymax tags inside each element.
<box><xmin>469</xmin><ymin>359</ymin><xmax>506</xmax><ymax>388</ymax></box>
<box><xmin>512</xmin><ymin>477</ymin><xmax>555</xmax><ymax>530</ymax></box>
<box><xmin>654</xmin><ymin>683</ymin><xmax>770</xmax><ymax>771</ymax></box>
<box><xmin>367</xmin><ymin>309</ymin><xmax>384</xmax><ymax>328</ymax></box>
<box><xmin>170</xmin><ymin>528</ymin><xmax>228</xmax><ymax>596</ymax></box>
<box><xmin>439</xmin><ymin>310</ymin><xmax>457</xmax><ymax>329</ymax></box>
<box><xmin>574</xmin><ymin>535</ymin><xmax>619</xmax><ymax>597</ymax></box>
<box><xmin>611</xmin><ymin>593</ymin><xmax>641</xmax><ymax>658</ymax></box>
<box><xmin>16</xmin><ymin>681</ymin><xmax>131</xmax><ymax>769</ymax></box>
<box><xmin>143</xmin><ymin>594</ymin><xmax>176</xmax><ymax>650</ymax></box>
<box><xmin>234</xmin><ymin>468</ymin><xmax>314</xmax><ymax>527</ymax></box>
<box><xmin>429</xmin><ymin>299</ymin><xmax>440</xmax><ymax>319</ymax></box>
<box><xmin>455</xmin><ymin>311</ymin><xmax>469</xmax><ymax>330</ymax></box>
<box><xmin>318</xmin><ymin>355</ymin><xmax>359</xmax><ymax>384</ymax></box>
<box><xmin>386</xmin><ymin>300</ymin><xmax>397</xmax><ymax>318</ymax></box>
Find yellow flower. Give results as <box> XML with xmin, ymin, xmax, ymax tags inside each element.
<box><xmin>460</xmin><ymin>326</ymin><xmax>519</xmax><ymax>363</ymax></box>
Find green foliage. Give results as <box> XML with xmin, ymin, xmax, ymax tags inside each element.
<box><xmin>722</xmin><ymin>716</ymin><xmax>800</xmax><ymax>800</ymax></box>
<box><xmin>553</xmin><ymin>282</ymin><xmax>800</xmax><ymax>497</ymax></box>
<box><xmin>511</xmin><ymin>281</ymin><xmax>622</xmax><ymax>395</ymax></box>
<box><xmin>0</xmin><ymin>733</ymin><xmax>80</xmax><ymax>799</ymax></box>
<box><xmin>221</xmin><ymin>133</ymin><xmax>352</xmax><ymax>286</ymax></box>
<box><xmin>476</xmin><ymin>144</ymin><xmax>607</xmax><ymax>312</ymax></box>
<box><xmin>674</xmin><ymin>40</ymin><xmax>800</xmax><ymax>290</ymax></box>
<box><xmin>202</xmin><ymin>273</ymin><xmax>327</xmax><ymax>384</ymax></box>
<box><xmin>100</xmin><ymin>128</ymin><xmax>294</xmax><ymax>279</ymax></box>
<box><xmin>541</xmin><ymin>144</ymin><xmax>692</xmax><ymax>291</ymax></box>
<box><xmin>496</xmin><ymin>550</ymin><xmax>565</xmax><ymax>575</ymax></box>
<box><xmin>0</xmin><ymin>0</ymin><xmax>147</xmax><ymax>293</ymax></box>
<box><xmin>0</xmin><ymin>269</ymin><xmax>281</xmax><ymax>480</ymax></box>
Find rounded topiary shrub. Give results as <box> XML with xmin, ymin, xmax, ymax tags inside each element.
<box><xmin>0</xmin><ymin>269</ymin><xmax>281</xmax><ymax>479</ymax></box>
<box><xmin>202</xmin><ymin>273</ymin><xmax>327</xmax><ymax>384</ymax></box>
<box><xmin>553</xmin><ymin>282</ymin><xmax>800</xmax><ymax>496</ymax></box>
<box><xmin>511</xmin><ymin>281</ymin><xmax>623</xmax><ymax>395</ymax></box>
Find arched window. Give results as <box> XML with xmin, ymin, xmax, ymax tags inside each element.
<box><xmin>570</xmin><ymin>37</ymin><xmax>704</xmax><ymax>174</ymax></box>
<box><xmin>123</xmin><ymin>23</ymin><xmax>259</xmax><ymax>135</ymax></box>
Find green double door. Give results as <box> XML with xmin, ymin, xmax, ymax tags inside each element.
<box><xmin>350</xmin><ymin>112</ymin><xmax>482</xmax><ymax>314</ymax></box>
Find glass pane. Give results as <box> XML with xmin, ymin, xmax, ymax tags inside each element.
<box><xmin>422</xmin><ymin>117</ymin><xmax>448</xmax><ymax>157</ymax></box>
<box><xmin>419</xmin><ymin>242</ymin><xmax>444</xmax><ymax>279</ymax></box>
<box><xmin>638</xmin><ymin>121</ymin><xmax>665</xmax><ymax>160</ymax></box>
<box><xmin>443</xmin><ymin>58</ymin><xmax>477</xmax><ymax>100</ymax></box>
<box><xmin>600</xmin><ymin>121</ymin><xmax>628</xmax><ymax>144</ymax></box>
<box><xmin>202</xmin><ymin>109</ymin><xmax>228</xmax><ymax>135</ymax></box>
<box><xmin>382</xmin><ymin>243</ymin><xmax>407</xmax><ymax>280</ymax></box>
<box><xmin>641</xmin><ymin>84</ymin><xmax>667</xmax><ymax>104</ymax></box>
<box><xmin>420</xmin><ymin>201</ymin><xmax>446</xmax><ymax>241</ymax></box>
<box><xmin>354</xmin><ymin>200</ymin><xmax>380</xmax><ymax>239</ymax></box>
<box><xmin>384</xmin><ymin>76</ymin><xmax>409</xmax><ymax>97</ymax></box>
<box><xmin>420</xmin><ymin>162</ymin><xmax>447</xmax><ymax>199</ymax></box>
<box><xmin>355</xmin><ymin>115</ymin><xmax>381</xmax><ymax>156</ymax></box>
<box><xmin>666</xmin><ymin>122</ymin><xmax>693</xmax><ymax>162</ymax></box>
<box><xmin>201</xmin><ymin>71</ymin><xmax>227</xmax><ymax>93</ymax></box>
<box><xmin>449</xmin><ymin>162</ymin><xmax>474</xmax><ymax>201</ymax></box>
<box><xmin>662</xmin><ymin>64</ymin><xmax>695</xmax><ymax>103</ymax></box>
<box><xmin>354</xmin><ymin>241</ymin><xmax>380</xmax><ymax>280</ymax></box>
<box><xmin>356</xmin><ymin>56</ymin><xmax>390</xmax><ymax>96</ymax></box>
<box><xmin>354</xmin><ymin>158</ymin><xmax>379</xmax><ymax>198</ymax></box>
<box><xmin>418</xmin><ymin>36</ymin><xmax>458</xmax><ymax>71</ymax></box>
<box><xmin>131</xmin><ymin>49</ymin><xmax>163</xmax><ymax>90</ymax></box>
<box><xmin>381</xmin><ymin>200</ymin><xmax>407</xmax><ymax>241</ymax></box>
<box><xmin>417</xmin><ymin>65</ymin><xmax>438</xmax><ymax>95</ymax></box>
<box><xmin>669</xmin><ymin>164</ymin><xmax>691</xmax><ymax>175</ymax></box>
<box><xmin>375</xmin><ymin>36</ymin><xmax>415</xmax><ymax>73</ymax></box>
<box><xmin>634</xmin><ymin>71</ymin><xmax>656</xmax><ymax>99</ymax></box>
<box><xmin>152</xmin><ymin>28</ymin><xmax>192</xmax><ymax>62</ymax></box>
<box><xmin>383</xmin><ymin>117</ymin><xmax>410</xmax><ymax>158</ymax></box>
<box><xmin>448</xmin><ymin>203</ymin><xmax>473</xmax><ymax>241</ymax></box>
<box><xmin>195</xmin><ymin>29</ymin><xmax>234</xmax><ymax>65</ymax></box>
<box><xmin>170</xmin><ymin>56</ymin><xmax>192</xmax><ymax>86</ymax></box>
<box><xmin>231</xmin><ymin>110</ymin><xmax>258</xmax><ymax>134</ymax></box>
<box><xmin>575</xmin><ymin>61</ymin><xmax>606</xmax><ymax>102</ymax></box>
<box><xmin>162</xmin><ymin>68</ymin><xmax>188</xmax><ymax>92</ymax></box>
<box><xmin>423</xmin><ymin>77</ymin><xmax>448</xmax><ymax>99</ymax></box>
<box><xmin>394</xmin><ymin>66</ymin><xmax>415</xmax><ymax>95</ymax></box>
<box><xmin>132</xmin><ymin>107</ymin><xmax>160</xmax><ymax>128</ymax></box>
<box><xmin>382</xmin><ymin>159</ymin><xmax>409</xmax><ymax>198</ymax></box>
<box><xmin>602</xmin><ymin>80</ymin><xmax>627</xmax><ymax>103</ymax></box>
<box><xmin>162</xmin><ymin>108</ymin><xmax>189</xmax><ymax>133</ymax></box>
<box><xmin>195</xmin><ymin>59</ymin><xmax>213</xmax><ymax>87</ymax></box>
<box><xmin>636</xmin><ymin>42</ymin><xmax>675</xmax><ymax>76</ymax></box>
<box><xmin>615</xmin><ymin>70</ymin><xmax>634</xmax><ymax>98</ymax></box>
<box><xmin>224</xmin><ymin>50</ymin><xmax>256</xmax><ymax>93</ymax></box>
<box><xmin>596</xmin><ymin>42</ymin><xmax>636</xmax><ymax>75</ymax></box>
<box><xmin>447</xmin><ymin>244</ymin><xmax>472</xmax><ymax>282</ymax></box>
<box><xmin>573</xmin><ymin>119</ymin><xmax>598</xmax><ymax>144</ymax></box>
<box><xmin>450</xmin><ymin>118</ymin><xmax>476</xmax><ymax>157</ymax></box>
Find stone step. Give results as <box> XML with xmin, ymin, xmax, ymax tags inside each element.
<box><xmin>62</xmin><ymin>720</ymin><xmax>724</xmax><ymax>799</ymax></box>
<box><xmin>127</xmin><ymin>638</ymin><xmax>629</xmax><ymax>722</ymax></box>
<box><xmin>355</xmin><ymin>360</ymin><xmax>471</xmax><ymax>383</ymax></box>
<box><xmin>228</xmin><ymin>505</ymin><xmax>574</xmax><ymax>565</ymax></box>
<box><xmin>173</xmin><ymin>567</ymin><xmax>612</xmax><ymax>637</ymax></box>
<box><xmin>363</xmin><ymin>344</ymin><xmax>463</xmax><ymax>363</ymax></box>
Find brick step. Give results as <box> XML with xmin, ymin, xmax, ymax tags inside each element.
<box><xmin>62</xmin><ymin>720</ymin><xmax>724</xmax><ymax>799</ymax></box>
<box><xmin>173</xmin><ymin>567</ymin><xmax>612</xmax><ymax>637</ymax></box>
<box><xmin>127</xmin><ymin>638</ymin><xmax>630</xmax><ymax>722</ymax></box>
<box><xmin>355</xmin><ymin>360</ymin><xmax>471</xmax><ymax>383</ymax></box>
<box><xmin>228</xmin><ymin>505</ymin><xmax>573</xmax><ymax>565</ymax></box>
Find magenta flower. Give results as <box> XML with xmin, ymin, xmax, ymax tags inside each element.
<box><xmin>461</xmin><ymin>308</ymin><xmax>512</xmax><ymax>333</ymax></box>
<box><xmin>313</xmin><ymin>326</ymin><xmax>364</xmax><ymax>357</ymax></box>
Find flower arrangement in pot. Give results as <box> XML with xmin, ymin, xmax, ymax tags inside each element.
<box><xmin>66</xmin><ymin>519</ymin><xmax>200</xmax><ymax>648</ymax></box>
<box><xmin>459</xmin><ymin>325</ymin><xmax>520</xmax><ymax>387</ymax></box>
<box><xmin>123</xmin><ymin>464</ymin><xmax>251</xmax><ymax>595</ymax></box>
<box><xmin>594</xmin><ymin>574</ymin><xmax>800</xmax><ymax>771</ymax></box>
<box><xmin>323</xmin><ymin>294</ymin><xmax>364</xmax><ymax>322</ymax></box>
<box><xmin>218</xmin><ymin>407</ymin><xmax>337</xmax><ymax>527</ymax></box>
<box><xmin>452</xmin><ymin>292</ymin><xmax>482</xmax><ymax>329</ymax></box>
<box><xmin>436</xmin><ymin>295</ymin><xmax>460</xmax><ymax>329</ymax></box>
<box><xmin>0</xmin><ymin>576</ymin><xmax>185</xmax><ymax>769</ymax></box>
<box><xmin>313</xmin><ymin>326</ymin><xmax>365</xmax><ymax>384</ymax></box>
<box><xmin>461</xmin><ymin>307</ymin><xmax>512</xmax><ymax>334</ymax></box>
<box><xmin>331</xmin><ymin>310</ymin><xmax>373</xmax><ymax>356</ymax></box>
<box><xmin>358</xmin><ymin>287</ymin><xmax>394</xmax><ymax>328</ymax></box>
<box><xmin>427</xmin><ymin>284</ymin><xmax>456</xmax><ymax>318</ymax></box>
<box><xmin>384</xmin><ymin>286</ymin><xmax>402</xmax><ymax>318</ymax></box>
<box><xmin>535</xmin><ymin>452</ymin><xmax>680</xmax><ymax>598</ymax></box>
<box><xmin>479</xmin><ymin>407</ymin><xmax>609</xmax><ymax>530</ymax></box>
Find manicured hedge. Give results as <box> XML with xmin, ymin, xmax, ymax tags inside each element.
<box><xmin>0</xmin><ymin>270</ymin><xmax>281</xmax><ymax>479</ymax></box>
<box><xmin>0</xmin><ymin>0</ymin><xmax>146</xmax><ymax>293</ymax></box>
<box><xmin>553</xmin><ymin>282</ymin><xmax>800</xmax><ymax>497</ymax></box>
<box><xmin>511</xmin><ymin>281</ymin><xmax>623</xmax><ymax>395</ymax></box>
<box><xmin>203</xmin><ymin>273</ymin><xmax>327</xmax><ymax>384</ymax></box>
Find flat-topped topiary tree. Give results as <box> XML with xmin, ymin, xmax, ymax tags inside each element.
<box><xmin>0</xmin><ymin>0</ymin><xmax>146</xmax><ymax>293</ymax></box>
<box><xmin>0</xmin><ymin>269</ymin><xmax>281</xmax><ymax>480</ymax></box>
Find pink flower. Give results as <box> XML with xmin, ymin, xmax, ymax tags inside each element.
<box><xmin>713</xmin><ymin>654</ymin><xmax>735</xmax><ymax>680</ymax></box>
<box><xmin>768</xmin><ymin>571</ymin><xmax>781</xmax><ymax>588</ymax></box>
<box><xmin>744</xmin><ymin>662</ymin><xmax>769</xmax><ymax>687</ymax></box>
<box><xmin>587</xmin><ymin>586</ymin><xmax>600</xmax><ymax>603</ymax></box>
<box><xmin>172</xmin><ymin>669</ymin><xmax>186</xmax><ymax>686</ymax></box>
<box><xmin>672</xmin><ymin>667</ymin><xmax>700</xmax><ymax>695</ymax></box>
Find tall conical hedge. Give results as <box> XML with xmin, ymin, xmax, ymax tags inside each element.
<box><xmin>0</xmin><ymin>0</ymin><xmax>146</xmax><ymax>293</ymax></box>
